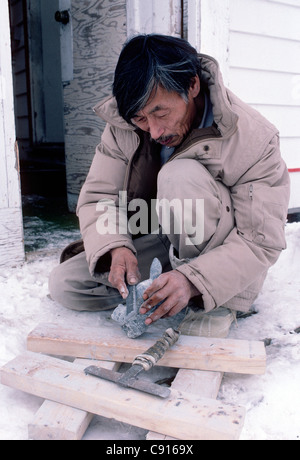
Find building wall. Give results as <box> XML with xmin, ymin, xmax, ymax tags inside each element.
<box><xmin>63</xmin><ymin>0</ymin><xmax>127</xmax><ymax>212</ymax></box>
<box><xmin>64</xmin><ymin>0</ymin><xmax>183</xmax><ymax>212</ymax></box>
<box><xmin>185</xmin><ymin>0</ymin><xmax>300</xmax><ymax>211</ymax></box>
<box><xmin>0</xmin><ymin>0</ymin><xmax>24</xmax><ymax>266</ymax></box>
<box><xmin>227</xmin><ymin>0</ymin><xmax>300</xmax><ymax>210</ymax></box>
<box><xmin>126</xmin><ymin>0</ymin><xmax>182</xmax><ymax>37</ymax></box>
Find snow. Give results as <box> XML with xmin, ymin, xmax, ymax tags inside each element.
<box><xmin>0</xmin><ymin>219</ymin><xmax>299</xmax><ymax>440</ymax></box>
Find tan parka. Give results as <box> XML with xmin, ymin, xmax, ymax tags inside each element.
<box><xmin>75</xmin><ymin>54</ymin><xmax>290</xmax><ymax>313</ymax></box>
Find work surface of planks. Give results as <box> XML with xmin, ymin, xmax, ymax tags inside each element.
<box><xmin>1</xmin><ymin>351</ymin><xmax>246</xmax><ymax>440</ymax></box>
<box><xmin>0</xmin><ymin>322</ymin><xmax>267</xmax><ymax>440</ymax></box>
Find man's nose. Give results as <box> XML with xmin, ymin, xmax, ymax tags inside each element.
<box><xmin>148</xmin><ymin>119</ymin><xmax>164</xmax><ymax>141</ymax></box>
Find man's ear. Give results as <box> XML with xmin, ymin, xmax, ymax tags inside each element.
<box><xmin>189</xmin><ymin>75</ymin><xmax>201</xmax><ymax>98</ymax></box>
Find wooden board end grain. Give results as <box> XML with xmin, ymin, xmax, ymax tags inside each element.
<box><xmin>28</xmin><ymin>359</ymin><xmax>121</xmax><ymax>440</ymax></box>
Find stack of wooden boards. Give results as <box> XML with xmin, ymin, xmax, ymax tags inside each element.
<box><xmin>0</xmin><ymin>322</ymin><xmax>266</xmax><ymax>440</ymax></box>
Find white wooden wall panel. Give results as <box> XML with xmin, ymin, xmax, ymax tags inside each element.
<box><xmin>185</xmin><ymin>0</ymin><xmax>201</xmax><ymax>49</ymax></box>
<box><xmin>0</xmin><ymin>82</ymin><xmax>8</xmax><ymax>209</ymax></box>
<box><xmin>230</xmin><ymin>0</ymin><xmax>300</xmax><ymax>41</ymax></box>
<box><xmin>279</xmin><ymin>139</ymin><xmax>300</xmax><ymax>170</ymax></box>
<box><xmin>127</xmin><ymin>0</ymin><xmax>182</xmax><ymax>37</ymax></box>
<box><xmin>0</xmin><ymin>6</ymin><xmax>21</xmax><ymax>210</ymax></box>
<box><xmin>250</xmin><ymin>105</ymin><xmax>300</xmax><ymax>138</ymax></box>
<box><xmin>289</xmin><ymin>172</ymin><xmax>300</xmax><ymax>210</ymax></box>
<box><xmin>229</xmin><ymin>32</ymin><xmax>300</xmax><ymax>74</ymax></box>
<box><xmin>186</xmin><ymin>0</ymin><xmax>230</xmax><ymax>85</ymax></box>
<box><xmin>228</xmin><ymin>0</ymin><xmax>300</xmax><ymax>211</ymax></box>
<box><xmin>0</xmin><ymin>1</ymin><xmax>24</xmax><ymax>266</ymax></box>
<box><xmin>271</xmin><ymin>0</ymin><xmax>300</xmax><ymax>6</ymax></box>
<box><xmin>229</xmin><ymin>69</ymin><xmax>300</xmax><ymax>107</ymax></box>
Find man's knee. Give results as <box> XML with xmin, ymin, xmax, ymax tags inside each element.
<box><xmin>157</xmin><ymin>158</ymin><xmax>220</xmax><ymax>201</ymax></box>
<box><xmin>48</xmin><ymin>252</ymin><xmax>124</xmax><ymax>312</ymax></box>
<box><xmin>48</xmin><ymin>263</ymin><xmax>72</xmax><ymax>308</ymax></box>
<box><xmin>156</xmin><ymin>158</ymin><xmax>235</xmax><ymax>258</ymax></box>
<box><xmin>48</xmin><ymin>253</ymin><xmax>97</xmax><ymax>311</ymax></box>
<box><xmin>48</xmin><ymin>261</ymin><xmax>88</xmax><ymax>311</ymax></box>
<box><xmin>157</xmin><ymin>159</ymin><xmax>222</xmax><ymax>246</ymax></box>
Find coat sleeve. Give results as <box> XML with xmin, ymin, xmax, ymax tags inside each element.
<box><xmin>176</xmin><ymin>134</ymin><xmax>290</xmax><ymax>312</ymax></box>
<box><xmin>76</xmin><ymin>124</ymin><xmax>136</xmax><ymax>277</ymax></box>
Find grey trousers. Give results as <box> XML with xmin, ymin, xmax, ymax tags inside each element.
<box><xmin>49</xmin><ymin>159</ymin><xmax>234</xmax><ymax>312</ymax></box>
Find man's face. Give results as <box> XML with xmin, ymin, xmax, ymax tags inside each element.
<box><xmin>131</xmin><ymin>76</ymin><xmax>201</xmax><ymax>148</ymax></box>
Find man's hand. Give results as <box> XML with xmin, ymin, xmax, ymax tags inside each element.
<box><xmin>108</xmin><ymin>247</ymin><xmax>141</xmax><ymax>299</ymax></box>
<box><xmin>140</xmin><ymin>270</ymin><xmax>199</xmax><ymax>324</ymax></box>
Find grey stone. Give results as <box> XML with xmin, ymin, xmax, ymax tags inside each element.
<box><xmin>111</xmin><ymin>258</ymin><xmax>163</xmax><ymax>338</ymax></box>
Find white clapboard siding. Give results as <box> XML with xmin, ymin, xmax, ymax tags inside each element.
<box><xmin>228</xmin><ymin>0</ymin><xmax>300</xmax><ymax>210</ymax></box>
<box><xmin>279</xmin><ymin>138</ymin><xmax>300</xmax><ymax>171</ymax></box>
<box><xmin>230</xmin><ymin>0</ymin><xmax>300</xmax><ymax>41</ymax></box>
<box><xmin>268</xmin><ymin>0</ymin><xmax>300</xmax><ymax>8</ymax></box>
<box><xmin>229</xmin><ymin>32</ymin><xmax>300</xmax><ymax>74</ymax></box>
<box><xmin>250</xmin><ymin>105</ymin><xmax>300</xmax><ymax>139</ymax></box>
<box><xmin>229</xmin><ymin>69</ymin><xmax>300</xmax><ymax>107</ymax></box>
<box><xmin>0</xmin><ymin>1</ymin><xmax>25</xmax><ymax>266</ymax></box>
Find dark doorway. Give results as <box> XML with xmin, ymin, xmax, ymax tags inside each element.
<box><xmin>9</xmin><ymin>0</ymin><xmax>67</xmax><ymax>198</ymax></box>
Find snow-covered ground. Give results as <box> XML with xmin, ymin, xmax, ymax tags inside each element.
<box><xmin>0</xmin><ymin>210</ymin><xmax>299</xmax><ymax>440</ymax></box>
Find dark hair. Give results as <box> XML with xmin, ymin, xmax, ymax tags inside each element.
<box><xmin>113</xmin><ymin>34</ymin><xmax>201</xmax><ymax>124</ymax></box>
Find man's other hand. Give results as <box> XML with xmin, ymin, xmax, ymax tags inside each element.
<box><xmin>140</xmin><ymin>270</ymin><xmax>199</xmax><ymax>324</ymax></box>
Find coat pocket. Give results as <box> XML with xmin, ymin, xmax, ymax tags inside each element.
<box><xmin>252</xmin><ymin>201</ymin><xmax>287</xmax><ymax>250</ymax></box>
<box><xmin>231</xmin><ymin>182</ymin><xmax>288</xmax><ymax>251</ymax></box>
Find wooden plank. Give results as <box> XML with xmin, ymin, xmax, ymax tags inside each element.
<box><xmin>170</xmin><ymin>369</ymin><xmax>223</xmax><ymax>398</ymax></box>
<box><xmin>28</xmin><ymin>359</ymin><xmax>121</xmax><ymax>440</ymax></box>
<box><xmin>28</xmin><ymin>399</ymin><xmax>93</xmax><ymax>441</ymax></box>
<box><xmin>27</xmin><ymin>322</ymin><xmax>266</xmax><ymax>375</ymax></box>
<box><xmin>147</xmin><ymin>369</ymin><xmax>224</xmax><ymax>440</ymax></box>
<box><xmin>1</xmin><ymin>352</ymin><xmax>246</xmax><ymax>440</ymax></box>
<box><xmin>148</xmin><ymin>317</ymin><xmax>230</xmax><ymax>440</ymax></box>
